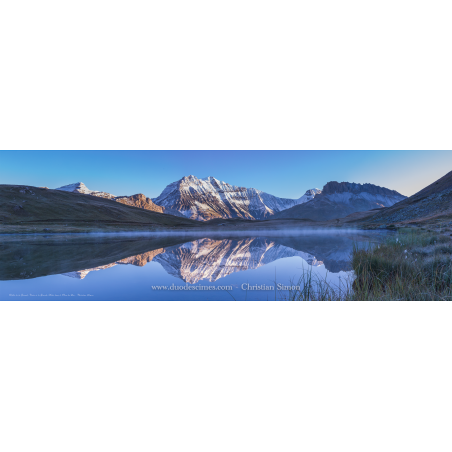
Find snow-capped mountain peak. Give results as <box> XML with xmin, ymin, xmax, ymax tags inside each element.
<box><xmin>56</xmin><ymin>182</ymin><xmax>91</xmax><ymax>194</ymax></box>
<box><xmin>152</xmin><ymin>175</ymin><xmax>300</xmax><ymax>221</ymax></box>
<box><xmin>297</xmin><ymin>188</ymin><xmax>322</xmax><ymax>204</ymax></box>
<box><xmin>55</xmin><ymin>182</ymin><xmax>116</xmax><ymax>199</ymax></box>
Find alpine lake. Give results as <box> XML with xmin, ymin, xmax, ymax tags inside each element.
<box><xmin>0</xmin><ymin>230</ymin><xmax>393</xmax><ymax>301</ymax></box>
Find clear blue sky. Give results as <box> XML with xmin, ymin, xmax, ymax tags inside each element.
<box><xmin>1</xmin><ymin>151</ymin><xmax>450</xmax><ymax>198</ymax></box>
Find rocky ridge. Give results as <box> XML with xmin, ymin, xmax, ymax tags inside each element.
<box><xmin>114</xmin><ymin>194</ymin><xmax>164</xmax><ymax>213</ymax></box>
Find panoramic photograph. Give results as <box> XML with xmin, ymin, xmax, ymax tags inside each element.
<box><xmin>2</xmin><ymin>0</ymin><xmax>451</xmax><ymax>449</ymax></box>
<box><xmin>1</xmin><ymin>150</ymin><xmax>451</xmax><ymax>301</ymax></box>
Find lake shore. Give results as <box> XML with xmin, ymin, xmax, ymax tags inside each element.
<box><xmin>0</xmin><ymin>209</ymin><xmax>380</xmax><ymax>234</ymax></box>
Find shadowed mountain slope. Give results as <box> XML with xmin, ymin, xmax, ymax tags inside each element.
<box><xmin>272</xmin><ymin>182</ymin><xmax>406</xmax><ymax>221</ymax></box>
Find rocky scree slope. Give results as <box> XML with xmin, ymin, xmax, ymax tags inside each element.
<box><xmin>273</xmin><ymin>181</ymin><xmax>406</xmax><ymax>221</ymax></box>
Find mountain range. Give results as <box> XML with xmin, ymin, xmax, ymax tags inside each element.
<box><xmin>55</xmin><ymin>177</ymin><xmax>405</xmax><ymax>222</ymax></box>
<box><xmin>3</xmin><ymin>170</ymin><xmax>450</xmax><ymax>233</ymax></box>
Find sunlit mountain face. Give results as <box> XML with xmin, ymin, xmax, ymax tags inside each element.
<box><xmin>151</xmin><ymin>175</ymin><xmax>321</xmax><ymax>221</ymax></box>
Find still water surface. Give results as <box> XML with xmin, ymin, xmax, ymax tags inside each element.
<box><xmin>0</xmin><ymin>231</ymin><xmax>390</xmax><ymax>301</ymax></box>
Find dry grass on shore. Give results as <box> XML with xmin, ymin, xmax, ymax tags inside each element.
<box><xmin>352</xmin><ymin>229</ymin><xmax>452</xmax><ymax>300</ymax></box>
<box><xmin>282</xmin><ymin>229</ymin><xmax>452</xmax><ymax>301</ymax></box>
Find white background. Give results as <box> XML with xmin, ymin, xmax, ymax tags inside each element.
<box><xmin>1</xmin><ymin>1</ymin><xmax>452</xmax><ymax>451</ymax></box>
<box><xmin>0</xmin><ymin>0</ymin><xmax>451</xmax><ymax>150</ymax></box>
<box><xmin>1</xmin><ymin>301</ymin><xmax>452</xmax><ymax>451</ymax></box>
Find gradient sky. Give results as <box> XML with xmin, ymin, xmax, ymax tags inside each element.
<box><xmin>1</xmin><ymin>151</ymin><xmax>450</xmax><ymax>199</ymax></box>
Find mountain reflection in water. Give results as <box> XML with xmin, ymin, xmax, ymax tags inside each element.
<box><xmin>0</xmin><ymin>232</ymin><xmax>387</xmax><ymax>284</ymax></box>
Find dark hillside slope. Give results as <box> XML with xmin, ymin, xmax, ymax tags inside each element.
<box><xmin>366</xmin><ymin>170</ymin><xmax>452</xmax><ymax>225</ymax></box>
<box><xmin>0</xmin><ymin>185</ymin><xmax>201</xmax><ymax>228</ymax></box>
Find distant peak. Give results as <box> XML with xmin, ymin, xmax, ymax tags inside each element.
<box><xmin>296</xmin><ymin>187</ymin><xmax>322</xmax><ymax>204</ymax></box>
<box><xmin>55</xmin><ymin>182</ymin><xmax>116</xmax><ymax>198</ymax></box>
<box><xmin>56</xmin><ymin>182</ymin><xmax>89</xmax><ymax>191</ymax></box>
<box><xmin>304</xmin><ymin>188</ymin><xmax>322</xmax><ymax>196</ymax></box>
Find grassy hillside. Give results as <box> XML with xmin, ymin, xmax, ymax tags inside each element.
<box><xmin>364</xmin><ymin>170</ymin><xmax>452</xmax><ymax>227</ymax></box>
<box><xmin>0</xmin><ymin>184</ymin><xmax>201</xmax><ymax>232</ymax></box>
